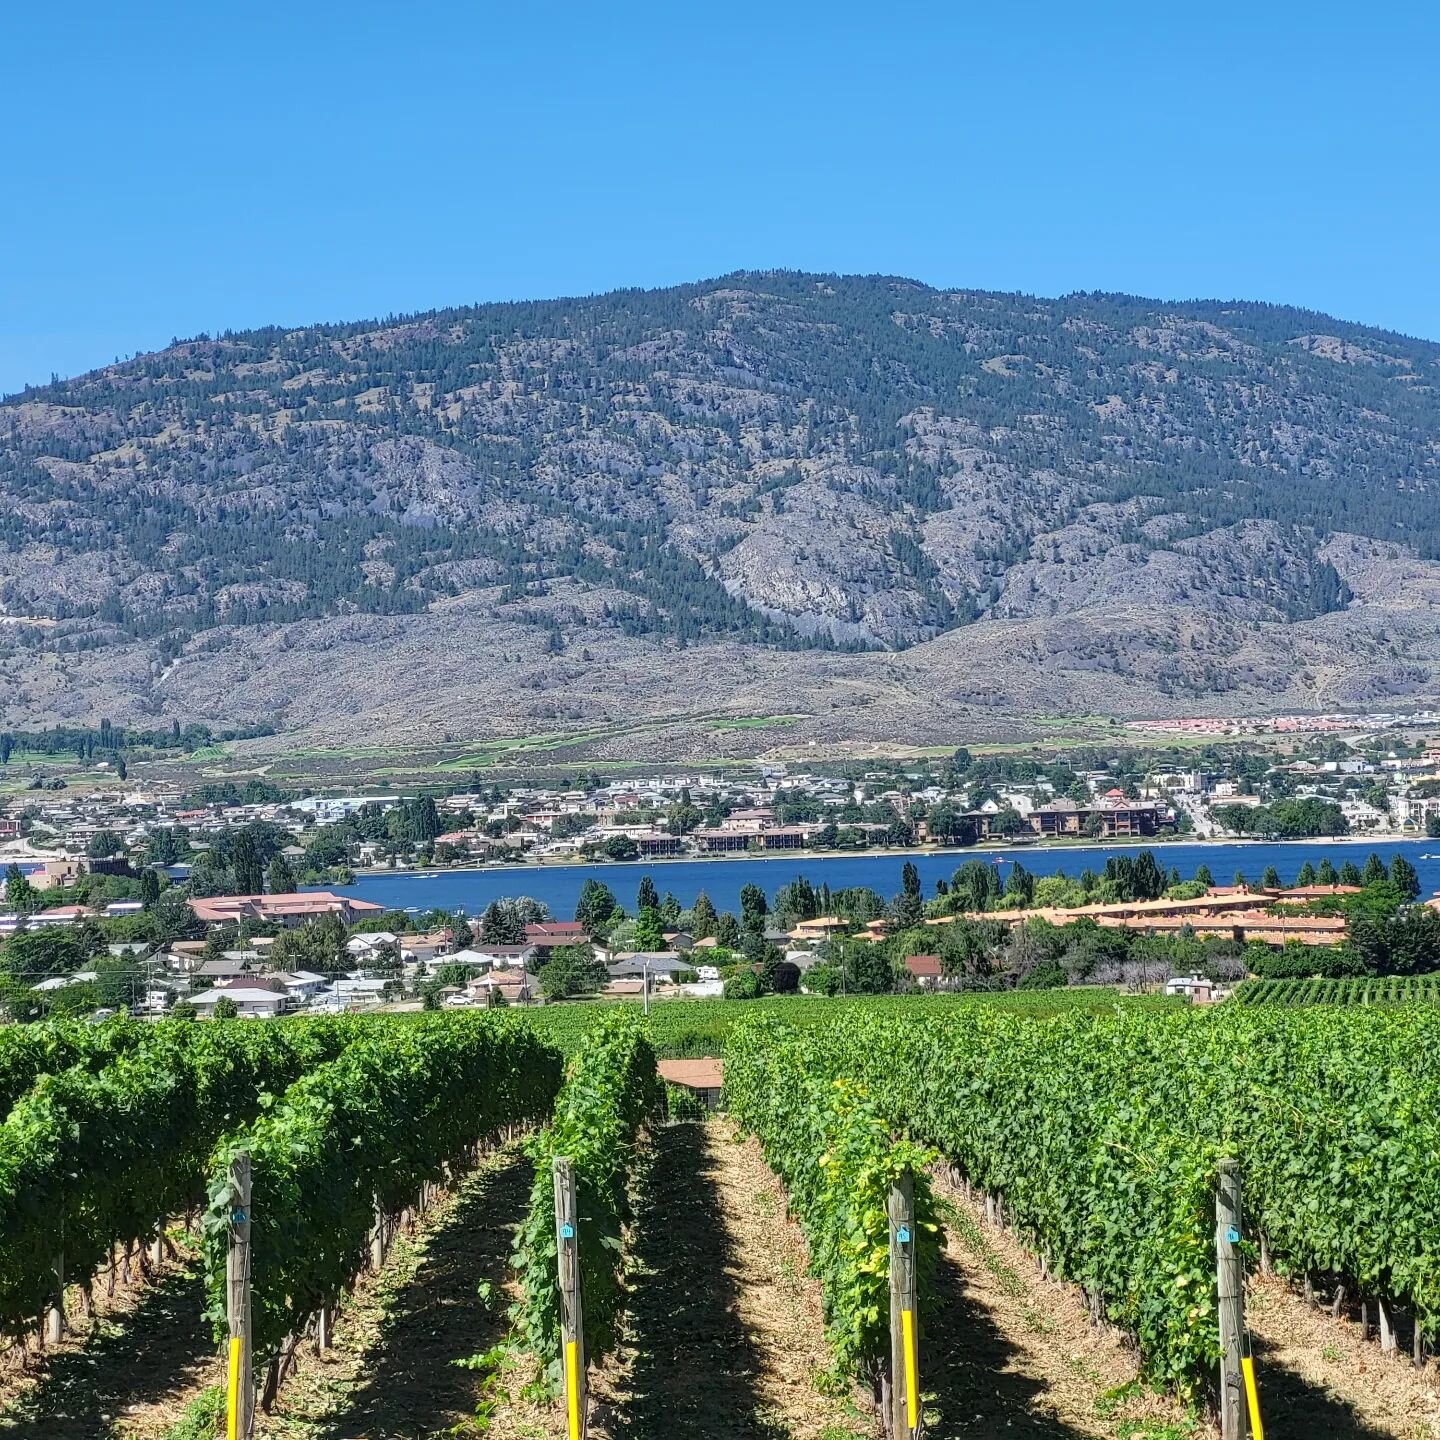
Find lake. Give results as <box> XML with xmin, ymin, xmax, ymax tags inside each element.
<box><xmin>329</xmin><ymin>837</ymin><xmax>1440</xmax><ymax>919</ymax></box>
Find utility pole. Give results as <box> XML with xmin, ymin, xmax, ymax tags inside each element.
<box><xmin>227</xmin><ymin>1152</ymin><xmax>254</xmax><ymax>1440</ymax></box>
<box><xmin>553</xmin><ymin>1158</ymin><xmax>587</xmax><ymax>1440</ymax></box>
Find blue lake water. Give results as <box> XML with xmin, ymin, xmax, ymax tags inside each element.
<box><xmin>330</xmin><ymin>838</ymin><xmax>1440</xmax><ymax>919</ymax></box>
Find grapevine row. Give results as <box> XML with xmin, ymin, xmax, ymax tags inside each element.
<box><xmin>1234</xmin><ymin>974</ymin><xmax>1440</xmax><ymax>1006</ymax></box>
<box><xmin>724</xmin><ymin>1015</ymin><xmax>940</xmax><ymax>1407</ymax></box>
<box><xmin>767</xmin><ymin>1004</ymin><xmax>1440</xmax><ymax>1398</ymax></box>
<box><xmin>521</xmin><ymin>986</ymin><xmax>1165</xmax><ymax>1058</ymax></box>
<box><xmin>0</xmin><ymin>1018</ymin><xmax>353</xmax><ymax>1338</ymax></box>
<box><xmin>201</xmin><ymin>1012</ymin><xmax>563</xmax><ymax>1358</ymax></box>
<box><xmin>511</xmin><ymin>1012</ymin><xmax>661</xmax><ymax>1386</ymax></box>
<box><xmin>0</xmin><ymin>1014</ymin><xmax>150</xmax><ymax>1115</ymax></box>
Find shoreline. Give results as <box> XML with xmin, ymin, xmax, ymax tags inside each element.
<box><xmin>348</xmin><ymin>831</ymin><xmax>1420</xmax><ymax>883</ymax></box>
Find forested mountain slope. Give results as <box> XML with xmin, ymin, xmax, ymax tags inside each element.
<box><xmin>4</xmin><ymin>271</ymin><xmax>1440</xmax><ymax>749</ymax></box>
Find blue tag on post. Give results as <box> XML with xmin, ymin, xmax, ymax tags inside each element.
<box><xmin>560</xmin><ymin>1222</ymin><xmax>575</xmax><ymax>1240</ymax></box>
<box><xmin>896</xmin><ymin>1224</ymin><xmax>911</xmax><ymax>1244</ymax></box>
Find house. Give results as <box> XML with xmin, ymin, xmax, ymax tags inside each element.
<box><xmin>657</xmin><ymin>1057</ymin><xmax>724</xmax><ymax>1112</ymax></box>
<box><xmin>32</xmin><ymin>970</ymin><xmax>98</xmax><ymax>992</ymax></box>
<box><xmin>346</xmin><ymin>931</ymin><xmax>400</xmax><ymax>956</ymax></box>
<box><xmin>332</xmin><ymin>977</ymin><xmax>390</xmax><ymax>1004</ymax></box>
<box><xmin>0</xmin><ymin>904</ymin><xmax>91</xmax><ymax>934</ymax></box>
<box><xmin>467</xmin><ymin>969</ymin><xmax>539</xmax><ymax>1004</ymax></box>
<box><xmin>460</xmin><ymin>943</ymin><xmax>537</xmax><ymax>969</ymax></box>
<box><xmin>403</xmin><ymin>930</ymin><xmax>455</xmax><ymax>965</ymax></box>
<box><xmin>602</xmin><ymin>977</ymin><xmax>648</xmax><ymax>998</ymax></box>
<box><xmin>525</xmin><ymin>921</ymin><xmax>587</xmax><ymax>941</ymax></box>
<box><xmin>904</xmin><ymin>954</ymin><xmax>943</xmax><ymax>988</ymax></box>
<box><xmin>191</xmin><ymin>981</ymin><xmax>293</xmax><ymax>1018</ymax></box>
<box><xmin>1164</xmin><ymin>974</ymin><xmax>1218</xmax><ymax>1004</ymax></box>
<box><xmin>609</xmin><ymin>951</ymin><xmax>690</xmax><ymax>979</ymax></box>
<box><xmin>524</xmin><ymin>923</ymin><xmax>590</xmax><ymax>961</ymax></box>
<box><xmin>790</xmin><ymin>917</ymin><xmax>849</xmax><ymax>943</ymax></box>
<box><xmin>275</xmin><ymin>970</ymin><xmax>329</xmax><ymax>1000</ymax></box>
<box><xmin>194</xmin><ymin>957</ymin><xmax>259</xmax><ymax>983</ymax></box>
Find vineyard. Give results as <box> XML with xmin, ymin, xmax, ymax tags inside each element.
<box><xmin>1</xmin><ymin>996</ymin><xmax>1438</xmax><ymax>1439</ymax></box>
<box><xmin>1233</xmin><ymin>974</ymin><xmax>1440</xmax><ymax>1006</ymax></box>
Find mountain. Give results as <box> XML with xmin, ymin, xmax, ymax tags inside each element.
<box><xmin>4</xmin><ymin>271</ymin><xmax>1440</xmax><ymax>759</ymax></box>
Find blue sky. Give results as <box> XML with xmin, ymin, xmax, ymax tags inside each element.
<box><xmin>2</xmin><ymin>1</ymin><xmax>1437</xmax><ymax>395</ymax></box>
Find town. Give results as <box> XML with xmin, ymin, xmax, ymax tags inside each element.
<box><xmin>3</xmin><ymin>725</ymin><xmax>1440</xmax><ymax>1021</ymax></box>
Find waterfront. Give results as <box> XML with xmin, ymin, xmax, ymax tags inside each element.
<box><xmin>331</xmin><ymin>837</ymin><xmax>1440</xmax><ymax>918</ymax></box>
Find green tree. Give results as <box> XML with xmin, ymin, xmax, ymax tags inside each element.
<box><xmin>1390</xmin><ymin>854</ymin><xmax>1421</xmax><ymax>902</ymax></box>
<box><xmin>1004</xmin><ymin>862</ymin><xmax>1035</xmax><ymax>905</ymax></box>
<box><xmin>802</xmin><ymin>961</ymin><xmax>841</xmax><ymax>996</ymax></box>
<box><xmin>575</xmin><ymin>879</ymin><xmax>619</xmax><ymax>933</ymax></box>
<box><xmin>87</xmin><ymin>829</ymin><xmax>123</xmax><ymax>859</ymax></box>
<box><xmin>1363</xmin><ymin>853</ymin><xmax>1388</xmax><ymax>886</ymax></box>
<box><xmin>1261</xmin><ymin>865</ymin><xmax>1282</xmax><ymax>889</ymax></box>
<box><xmin>266</xmin><ymin>853</ymin><xmax>297</xmax><ymax>894</ymax></box>
<box><xmin>139</xmin><ymin>867</ymin><xmax>162</xmax><ymax>909</ymax></box>
<box><xmin>773</xmin><ymin>876</ymin><xmax>818</xmax><ymax>923</ymax></box>
<box><xmin>739</xmin><ymin>883</ymin><xmax>769</xmax><ymax>933</ymax></box>
<box><xmin>632</xmin><ymin>907</ymin><xmax>666</xmax><ymax>951</ymax></box>
<box><xmin>231</xmin><ymin>830</ymin><xmax>263</xmax><ymax>895</ymax></box>
<box><xmin>690</xmin><ymin>891</ymin><xmax>718</xmax><ymax>938</ymax></box>
<box><xmin>715</xmin><ymin>912</ymin><xmax>741</xmax><ymax>948</ymax></box>
<box><xmin>211</xmin><ymin>995</ymin><xmax>238</xmax><ymax>1020</ymax></box>
<box><xmin>0</xmin><ymin>927</ymin><xmax>87</xmax><ymax>983</ymax></box>
<box><xmin>723</xmin><ymin>969</ymin><xmax>763</xmax><ymax>1000</ymax></box>
<box><xmin>636</xmin><ymin>876</ymin><xmax>660</xmax><ymax>913</ymax></box>
<box><xmin>1339</xmin><ymin>860</ymin><xmax>1364</xmax><ymax>887</ymax></box>
<box><xmin>94</xmin><ymin>955</ymin><xmax>144</xmax><ymax>1009</ymax></box>
<box><xmin>989</xmin><ymin>808</ymin><xmax>1026</xmax><ymax>837</ymax></box>
<box><xmin>1295</xmin><ymin>861</ymin><xmax>1317</xmax><ymax>886</ymax></box>
<box><xmin>667</xmin><ymin>801</ymin><xmax>703</xmax><ymax>835</ymax></box>
<box><xmin>889</xmin><ymin>891</ymin><xmax>924</xmax><ymax>930</ymax></box>
<box><xmin>4</xmin><ymin>863</ymin><xmax>37</xmax><ymax>914</ymax></box>
<box><xmin>843</xmin><ymin>942</ymin><xmax>896</xmax><ymax>995</ymax></box>
<box><xmin>1194</xmin><ymin>864</ymin><xmax>1214</xmax><ymax>888</ymax></box>
<box><xmin>538</xmin><ymin>945</ymin><xmax>608</xmax><ymax>999</ymax></box>
<box><xmin>1316</xmin><ymin>859</ymin><xmax>1339</xmax><ymax>886</ymax></box>
<box><xmin>479</xmin><ymin>900</ymin><xmax>525</xmax><ymax>945</ymax></box>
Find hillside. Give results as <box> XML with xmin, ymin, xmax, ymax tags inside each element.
<box><xmin>4</xmin><ymin>271</ymin><xmax>1440</xmax><ymax>755</ymax></box>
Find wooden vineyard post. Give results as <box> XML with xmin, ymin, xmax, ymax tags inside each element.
<box><xmin>227</xmin><ymin>1152</ymin><xmax>254</xmax><ymax>1440</ymax></box>
<box><xmin>1216</xmin><ymin>1159</ymin><xmax>1249</xmax><ymax>1440</ymax></box>
<box><xmin>45</xmin><ymin>1246</ymin><xmax>64</xmax><ymax>1345</ymax></box>
<box><xmin>889</xmin><ymin>1170</ymin><xmax>922</xmax><ymax>1439</ymax></box>
<box><xmin>553</xmin><ymin>1157</ymin><xmax>587</xmax><ymax>1440</ymax></box>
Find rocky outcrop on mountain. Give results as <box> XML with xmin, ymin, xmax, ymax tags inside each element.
<box><xmin>3</xmin><ymin>271</ymin><xmax>1440</xmax><ymax>744</ymax></box>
